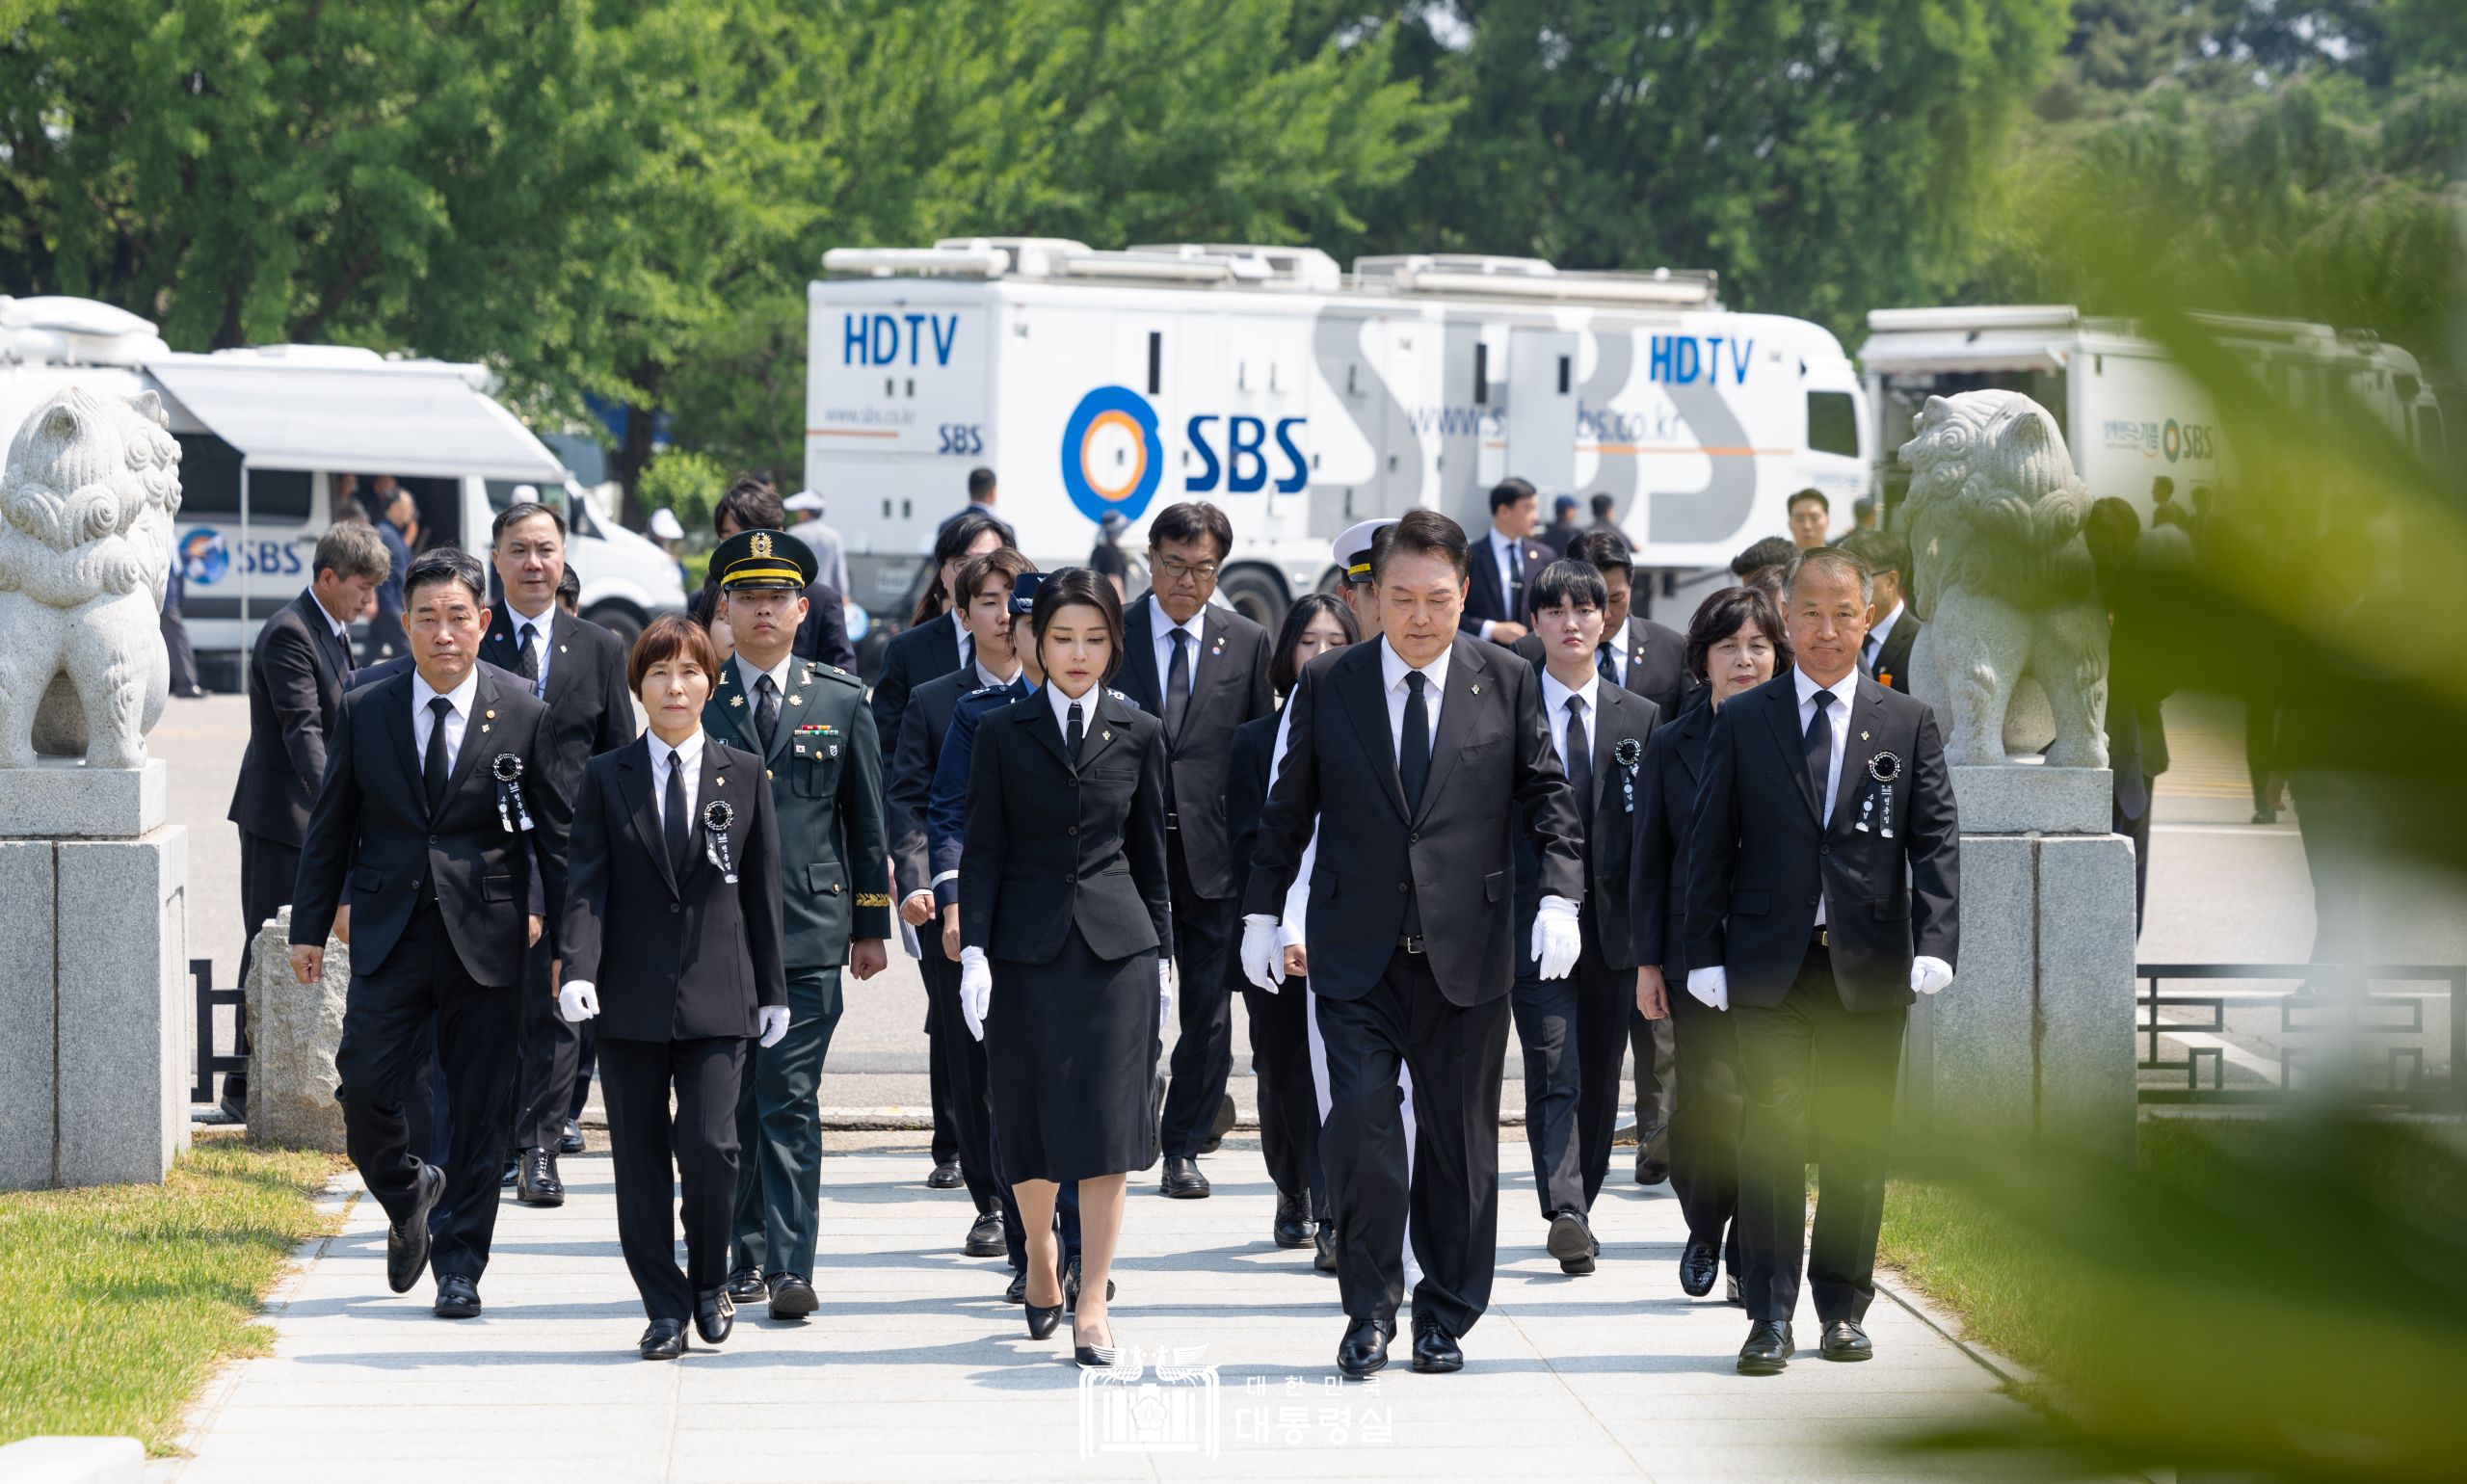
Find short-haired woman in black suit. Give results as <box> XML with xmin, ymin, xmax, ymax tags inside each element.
<box><xmin>958</xmin><ymin>569</ymin><xmax>1172</xmax><ymax>1367</ymax></box>
<box><xmin>558</xmin><ymin>615</ymin><xmax>788</xmax><ymax>1360</ymax></box>
<box><xmin>1630</xmin><ymin>586</ymin><xmax>1788</xmax><ymax>1307</ymax></box>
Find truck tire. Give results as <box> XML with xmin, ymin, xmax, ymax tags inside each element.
<box><xmin>1216</xmin><ymin>564</ymin><xmax>1288</xmax><ymax>631</ymax></box>
<box><xmin>584</xmin><ymin>601</ymin><xmax>647</xmax><ymax>650</ymax></box>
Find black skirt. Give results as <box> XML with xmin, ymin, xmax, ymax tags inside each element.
<box><xmin>986</xmin><ymin>926</ymin><xmax>1161</xmax><ymax>1183</ymax></box>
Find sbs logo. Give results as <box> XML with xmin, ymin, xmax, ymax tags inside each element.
<box><xmin>1060</xmin><ymin>386</ymin><xmax>1163</xmax><ymax>524</ymax></box>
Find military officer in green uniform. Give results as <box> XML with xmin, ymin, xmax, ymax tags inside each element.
<box><xmin>704</xmin><ymin>528</ymin><xmax>891</xmax><ymax>1321</ymax></box>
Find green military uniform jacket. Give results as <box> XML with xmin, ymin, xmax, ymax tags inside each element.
<box><xmin>704</xmin><ymin>653</ymin><xmax>891</xmax><ymax>973</ymax></box>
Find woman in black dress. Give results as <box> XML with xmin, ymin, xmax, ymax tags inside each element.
<box><xmin>1226</xmin><ymin>594</ymin><xmax>1357</xmax><ymax>1262</ymax></box>
<box><xmin>557</xmin><ymin>615</ymin><xmax>787</xmax><ymax>1360</ymax></box>
<box><xmin>958</xmin><ymin>569</ymin><xmax>1172</xmax><ymax>1367</ymax></box>
<box><xmin>1629</xmin><ymin>585</ymin><xmax>1787</xmax><ymax>1307</ymax></box>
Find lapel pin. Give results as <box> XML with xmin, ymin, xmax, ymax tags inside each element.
<box><xmin>1102</xmin><ymin>729</ymin><xmax>1112</xmax><ymax>741</ymax></box>
<box><xmin>789</xmin><ymin>694</ymin><xmax>802</xmax><ymax>705</ymax></box>
<box><xmin>480</xmin><ymin>724</ymin><xmax>491</xmax><ymax>733</ymax></box>
<box><xmin>1861</xmin><ymin>730</ymin><xmax>1870</xmax><ymax>741</ymax></box>
<box><xmin>729</xmin><ymin>696</ymin><xmax>744</xmax><ymax>707</ymax></box>
<box><xmin>486</xmin><ymin>708</ymin><xmax>496</xmax><ymax>720</ymax></box>
<box><xmin>1471</xmin><ymin>683</ymin><xmax>1481</xmax><ymax>696</ymax></box>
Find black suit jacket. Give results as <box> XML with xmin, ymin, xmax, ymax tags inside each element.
<box><xmin>1224</xmin><ymin>712</ymin><xmax>1278</xmax><ymax>909</ymax></box>
<box><xmin>1869</xmin><ymin>610</ymin><xmax>1923</xmax><ymax>694</ymax></box>
<box><xmin>1243</xmin><ymin>636</ymin><xmax>1584</xmax><ymax>1006</ymax></box>
<box><xmin>1627</xmin><ymin>694</ymin><xmax>1714</xmax><ymax>979</ymax></box>
<box><xmin>1684</xmin><ymin>673</ymin><xmax>1959</xmax><ymax>1011</ymax></box>
<box><xmin>1513</xmin><ymin>680</ymin><xmax>1659</xmax><ymax>976</ymax></box>
<box><xmin>479</xmin><ymin>607</ymin><xmax>639</xmax><ymax>803</ymax></box>
<box><xmin>887</xmin><ymin>666</ymin><xmax>975</xmax><ymax>926</ymax></box>
<box><xmin>558</xmin><ymin>735</ymin><xmax>787</xmax><ymax>1042</ymax></box>
<box><xmin>1460</xmin><ymin>532</ymin><xmax>1554</xmax><ymax>635</ymax></box>
<box><xmin>1511</xmin><ymin>615</ymin><xmax>1696</xmax><ymax>720</ymax></box>
<box><xmin>869</xmin><ymin>612</ymin><xmax>964</xmax><ymax>794</ymax></box>
<box><xmin>228</xmin><ymin>591</ymin><xmax>355</xmax><ymax>847</ymax></box>
<box><xmin>691</xmin><ymin>577</ymin><xmax>856</xmax><ymax>672</ymax></box>
<box><xmin>1114</xmin><ymin>596</ymin><xmax>1274</xmax><ymax>899</ymax></box>
<box><xmin>959</xmin><ymin>689</ymin><xmax>1173</xmax><ymax>966</ymax></box>
<box><xmin>292</xmin><ymin>667</ymin><xmax>571</xmax><ymax>988</ymax></box>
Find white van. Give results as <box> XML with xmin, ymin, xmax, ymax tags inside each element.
<box><xmin>807</xmin><ymin>239</ymin><xmax>1870</xmax><ymax>626</ymax></box>
<box><xmin>0</xmin><ymin>296</ymin><xmax>686</xmax><ymax>672</ymax></box>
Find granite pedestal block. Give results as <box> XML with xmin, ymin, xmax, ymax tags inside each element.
<box><xmin>245</xmin><ymin>907</ymin><xmax>351</xmax><ymax>1153</ymax></box>
<box><xmin>0</xmin><ymin>757</ymin><xmax>167</xmax><ymax>837</ymax></box>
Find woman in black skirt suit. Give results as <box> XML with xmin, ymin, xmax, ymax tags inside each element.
<box><xmin>1629</xmin><ymin>585</ymin><xmax>1787</xmax><ymax>1308</ymax></box>
<box><xmin>958</xmin><ymin>569</ymin><xmax>1172</xmax><ymax>1367</ymax></box>
<box><xmin>1226</xmin><ymin>593</ymin><xmax>1357</xmax><ymax>1261</ymax></box>
<box><xmin>558</xmin><ymin>615</ymin><xmax>787</xmax><ymax>1360</ymax></box>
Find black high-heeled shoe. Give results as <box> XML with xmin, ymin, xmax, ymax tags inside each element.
<box><xmin>1074</xmin><ymin>1312</ymin><xmax>1116</xmax><ymax>1368</ymax></box>
<box><xmin>1025</xmin><ymin>1299</ymin><xmax>1064</xmax><ymax>1339</ymax></box>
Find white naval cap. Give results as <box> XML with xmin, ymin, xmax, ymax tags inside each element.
<box><xmin>1332</xmin><ymin>517</ymin><xmax>1400</xmax><ymax>584</ymax></box>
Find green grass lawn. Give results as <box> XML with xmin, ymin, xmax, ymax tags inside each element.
<box><xmin>0</xmin><ymin>1134</ymin><xmax>345</xmax><ymax>1453</ymax></box>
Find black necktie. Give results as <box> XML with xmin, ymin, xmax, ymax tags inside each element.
<box><xmin>1596</xmin><ymin>641</ymin><xmax>1618</xmax><ymax>687</ymax></box>
<box><xmin>664</xmin><ymin>748</ymin><xmax>691</xmax><ymax>875</ymax></box>
<box><xmin>755</xmin><ymin>674</ymin><xmax>780</xmax><ymax>754</ymax></box>
<box><xmin>423</xmin><ymin>696</ymin><xmax>453</xmax><ymax>813</ymax></box>
<box><xmin>1065</xmin><ymin>700</ymin><xmax>1084</xmax><ymax>763</ymax></box>
<box><xmin>1505</xmin><ymin>544</ymin><xmax>1525</xmax><ymax>622</ymax></box>
<box><xmin>1805</xmin><ymin>691</ymin><xmax>1836</xmax><ymax>822</ymax></box>
<box><xmin>959</xmin><ymin>633</ymin><xmax>974</xmax><ymax>676</ymax></box>
<box><xmin>334</xmin><ymin>625</ymin><xmax>356</xmax><ymax>682</ymax></box>
<box><xmin>1564</xmin><ymin>694</ymin><xmax>1593</xmax><ymax>809</ymax></box>
<box><xmin>1163</xmin><ymin>630</ymin><xmax>1190</xmax><ymax>744</ymax></box>
<box><xmin>1861</xmin><ymin>633</ymin><xmax>1879</xmax><ymax>676</ymax></box>
<box><xmin>517</xmin><ymin>622</ymin><xmax>541</xmax><ymax>685</ymax></box>
<box><xmin>1398</xmin><ymin>671</ymin><xmax>1431</xmax><ymax>815</ymax></box>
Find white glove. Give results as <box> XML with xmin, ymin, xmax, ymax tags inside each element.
<box><xmin>1912</xmin><ymin>955</ymin><xmax>1954</xmax><ymax>996</ymax></box>
<box><xmin>1239</xmin><ymin>913</ymin><xmax>1284</xmax><ymax>993</ymax></box>
<box><xmin>557</xmin><ymin>981</ymin><xmax>599</xmax><ymax>1023</ymax></box>
<box><xmin>959</xmin><ymin>946</ymin><xmax>993</xmax><ymax>1041</ymax></box>
<box><xmin>1158</xmin><ymin>958</ymin><xmax>1175</xmax><ymax>1022</ymax></box>
<box><xmin>1530</xmin><ymin>896</ymin><xmax>1581</xmax><ymax>981</ymax></box>
<box><xmin>1685</xmin><ymin>965</ymin><xmax>1730</xmax><ymax>1011</ymax></box>
<box><xmin>757</xmin><ymin>1005</ymin><xmax>791</xmax><ymax>1047</ymax></box>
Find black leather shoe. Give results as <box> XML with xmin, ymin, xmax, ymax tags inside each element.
<box><xmin>557</xmin><ymin>1119</ymin><xmax>586</xmax><ymax>1155</ymax></box>
<box><xmin>1313</xmin><ymin>1221</ymin><xmax>1338</xmax><ymax>1273</ymax></box>
<box><xmin>1547</xmin><ymin>1211</ymin><xmax>1597</xmax><ymax>1275</ymax></box>
<box><xmin>1738</xmin><ymin>1319</ymin><xmax>1794</xmax><ymax>1375</ymax></box>
<box><xmin>963</xmin><ymin>1209</ymin><xmax>1006</xmax><ymax>1258</ymax></box>
<box><xmin>1074</xmin><ymin>1312</ymin><xmax>1117</xmax><ymax>1368</ymax></box>
<box><xmin>1026</xmin><ymin>1254</ymin><xmax>1065</xmax><ymax>1339</ymax></box>
<box><xmin>1820</xmin><ymin>1318</ymin><xmax>1873</xmax><ymax>1362</ymax></box>
<box><xmin>638</xmin><ymin>1319</ymin><xmax>687</xmax><ymax>1360</ymax></box>
<box><xmin>216</xmin><ymin>1092</ymin><xmax>247</xmax><ymax>1124</ymax></box>
<box><xmin>516</xmin><ymin>1148</ymin><xmax>564</xmax><ymax>1207</ymax></box>
<box><xmin>725</xmin><ymin>1267</ymin><xmax>768</xmax><ymax>1305</ymax></box>
<box><xmin>1272</xmin><ymin>1190</ymin><xmax>1312</xmax><ymax>1249</ymax></box>
<box><xmin>695</xmin><ymin>1287</ymin><xmax>735</xmax><ymax>1345</ymax></box>
<box><xmin>1197</xmin><ymin>1095</ymin><xmax>1237</xmax><ymax>1155</ymax></box>
<box><xmin>433</xmin><ymin>1274</ymin><xmax>482</xmax><ymax>1318</ymax></box>
<box><xmin>1159</xmin><ymin>1155</ymin><xmax>1210</xmax><ymax>1199</ymax></box>
<box><xmin>767</xmin><ymin>1274</ymin><xmax>818</xmax><ymax>1320</ymax></box>
<box><xmin>1411</xmin><ymin>1324</ymin><xmax>1464</xmax><ymax>1373</ymax></box>
<box><xmin>925</xmin><ymin>1160</ymin><xmax>965</xmax><ymax>1189</ymax></box>
<box><xmin>499</xmin><ymin>1158</ymin><xmax>518</xmax><ymax>1188</ymax></box>
<box><xmin>1337</xmin><ymin>1318</ymin><xmax>1394</xmax><ymax>1377</ymax></box>
<box><xmin>1726</xmin><ymin>1274</ymin><xmax>1743</xmax><ymax>1306</ymax></box>
<box><xmin>1003</xmin><ymin>1269</ymin><xmax>1027</xmax><ymax>1304</ymax></box>
<box><xmin>1633</xmin><ymin>1155</ymin><xmax>1670</xmax><ymax>1185</ymax></box>
<box><xmin>1063</xmin><ymin>1257</ymin><xmax>1113</xmax><ymax>1312</ymax></box>
<box><xmin>1679</xmin><ymin>1238</ymin><xmax>1719</xmax><ymax>1297</ymax></box>
<box><xmin>386</xmin><ymin>1164</ymin><xmax>445</xmax><ymax>1293</ymax></box>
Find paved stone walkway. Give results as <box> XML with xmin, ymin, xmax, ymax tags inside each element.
<box><xmin>158</xmin><ymin>1142</ymin><xmax>2047</xmax><ymax>1483</ymax></box>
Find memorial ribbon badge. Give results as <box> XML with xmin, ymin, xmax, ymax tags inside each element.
<box><xmin>1862</xmin><ymin>751</ymin><xmax>1901</xmax><ymax>838</ymax></box>
<box><xmin>489</xmin><ymin>754</ymin><xmax>535</xmax><ymax>834</ymax></box>
<box><xmin>1613</xmin><ymin>736</ymin><xmax>1643</xmax><ymax>813</ymax></box>
<box><xmin>702</xmin><ymin>800</ymin><xmax>739</xmax><ymax>884</ymax></box>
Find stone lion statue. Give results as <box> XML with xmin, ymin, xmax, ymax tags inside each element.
<box><xmin>0</xmin><ymin>386</ymin><xmax>183</xmax><ymax>768</ymax></box>
<box><xmin>1899</xmin><ymin>389</ymin><xmax>2109</xmax><ymax>768</ymax></box>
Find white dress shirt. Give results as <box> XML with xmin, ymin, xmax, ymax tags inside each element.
<box><xmin>1378</xmin><ymin>636</ymin><xmax>1450</xmax><ymax>755</ymax></box>
<box><xmin>734</xmin><ymin>650</ymin><xmax>793</xmax><ymax>704</ymax></box>
<box><xmin>313</xmin><ymin>592</ymin><xmax>354</xmax><ymax>644</ymax></box>
<box><xmin>506</xmin><ymin>600</ymin><xmax>556</xmax><ymax>696</ymax></box>
<box><xmin>1539</xmin><ymin>668</ymin><xmax>1601</xmax><ymax>782</ymax></box>
<box><xmin>1863</xmin><ymin>601</ymin><xmax>1904</xmax><ymax>676</ymax></box>
<box><xmin>650</xmin><ymin>727</ymin><xmax>704</xmax><ymax>826</ymax></box>
<box><xmin>411</xmin><ymin>667</ymin><xmax>480</xmax><ymax>777</ymax></box>
<box><xmin>1147</xmin><ymin>595</ymin><xmax>1206</xmax><ymax>705</ymax></box>
<box><xmin>1793</xmin><ymin>666</ymin><xmax>1859</xmax><ymax>925</ymax></box>
<box><xmin>1598</xmin><ymin>621</ymin><xmax>1630</xmax><ymax>689</ymax></box>
<box><xmin>972</xmin><ymin>657</ymin><xmax>1021</xmax><ymax>690</ymax></box>
<box><xmin>950</xmin><ymin>607</ymin><xmax>971</xmax><ymax>671</ymax></box>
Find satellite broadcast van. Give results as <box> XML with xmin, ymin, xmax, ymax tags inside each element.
<box><xmin>806</xmin><ymin>238</ymin><xmax>1870</xmax><ymax>627</ymax></box>
<box><xmin>1858</xmin><ymin>305</ymin><xmax>2448</xmax><ymax>521</ymax></box>
<box><xmin>0</xmin><ymin>296</ymin><xmax>687</xmax><ymax>678</ymax></box>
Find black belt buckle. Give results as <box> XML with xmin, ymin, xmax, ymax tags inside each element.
<box><xmin>1398</xmin><ymin>934</ymin><xmax>1425</xmax><ymax>955</ymax></box>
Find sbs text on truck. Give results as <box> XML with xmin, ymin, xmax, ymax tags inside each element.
<box><xmin>806</xmin><ymin>238</ymin><xmax>1870</xmax><ymax>627</ymax></box>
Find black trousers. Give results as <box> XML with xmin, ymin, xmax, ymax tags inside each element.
<box><xmin>2113</xmin><ymin>784</ymin><xmax>2154</xmax><ymax>933</ymax></box>
<box><xmin>600</xmin><ymin>1034</ymin><xmax>746</xmax><ymax>1323</ymax></box>
<box><xmin>332</xmin><ymin>902</ymin><xmax>521</xmax><ymax>1283</ymax></box>
<box><xmin>231</xmin><ymin>831</ymin><xmax>302</xmax><ymax>1102</ymax></box>
<box><xmin>1156</xmin><ymin>835</ymin><xmax>1240</xmax><ymax>1159</ymax></box>
<box><xmin>920</xmin><ymin>949</ymin><xmax>998</xmax><ymax>1213</ymax></box>
<box><xmin>510</xmin><ymin>934</ymin><xmax>583</xmax><ymax>1153</ymax></box>
<box><xmin>1510</xmin><ymin>938</ymin><xmax>1630</xmax><ymax>1221</ymax></box>
<box><xmin>1316</xmin><ymin>948</ymin><xmax>1511</xmax><ymax>1338</ymax></box>
<box><xmin>162</xmin><ymin>609</ymin><xmax>200</xmax><ymax>695</ymax></box>
<box><xmin>1733</xmin><ymin>945</ymin><xmax>1907</xmax><ymax>1325</ymax></box>
<box><xmin>1629</xmin><ymin>1005</ymin><xmax>1676</xmax><ymax>1170</ymax></box>
<box><xmin>1667</xmin><ymin>983</ymin><xmax>1743</xmax><ymax>1271</ymax></box>
<box><xmin>1242</xmin><ymin>971</ymin><xmax>1324</xmax><ymax>1214</ymax></box>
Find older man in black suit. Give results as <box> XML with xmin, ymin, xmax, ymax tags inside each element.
<box><xmin>1839</xmin><ymin>529</ymin><xmax>1923</xmax><ymax>693</ymax></box>
<box><xmin>1684</xmin><ymin>546</ymin><xmax>1959</xmax><ymax>1374</ymax></box>
<box><xmin>1242</xmin><ymin>510</ymin><xmax>1585</xmax><ymax>1378</ymax></box>
<box><xmin>291</xmin><ymin>548</ymin><xmax>570</xmax><ymax>1318</ymax></box>
<box><xmin>223</xmin><ymin>523</ymin><xmax>391</xmax><ymax>1118</ymax></box>
<box><xmin>1116</xmin><ymin>501</ymin><xmax>1275</xmax><ymax>1199</ymax></box>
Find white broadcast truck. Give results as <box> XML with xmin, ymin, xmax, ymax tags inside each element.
<box><xmin>0</xmin><ymin>295</ymin><xmax>687</xmax><ymax>679</ymax></box>
<box><xmin>805</xmin><ymin>238</ymin><xmax>1870</xmax><ymax>629</ymax></box>
<box><xmin>1857</xmin><ymin>304</ymin><xmax>2449</xmax><ymax>522</ymax></box>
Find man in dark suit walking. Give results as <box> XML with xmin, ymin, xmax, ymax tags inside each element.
<box><xmin>1116</xmin><ymin>502</ymin><xmax>1274</xmax><ymax>1199</ymax></box>
<box><xmin>224</xmin><ymin>523</ymin><xmax>391</xmax><ymax>1118</ymax></box>
<box><xmin>1840</xmin><ymin>529</ymin><xmax>1923</xmax><ymax>693</ymax></box>
<box><xmin>480</xmin><ymin>501</ymin><xmax>638</xmax><ymax>1206</ymax></box>
<box><xmin>1684</xmin><ymin>546</ymin><xmax>1959</xmax><ymax>1374</ymax></box>
<box><xmin>1242</xmin><ymin>510</ymin><xmax>1586</xmax><ymax>1378</ymax></box>
<box><xmin>290</xmin><ymin>548</ymin><xmax>570</xmax><ymax>1318</ymax></box>
<box><xmin>1459</xmin><ymin>477</ymin><xmax>1552</xmax><ymax>645</ymax></box>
